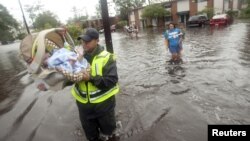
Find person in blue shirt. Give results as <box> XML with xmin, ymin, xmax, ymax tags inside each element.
<box><xmin>164</xmin><ymin>23</ymin><xmax>183</xmax><ymax>64</ymax></box>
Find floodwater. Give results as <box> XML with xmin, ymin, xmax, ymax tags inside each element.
<box><xmin>0</xmin><ymin>20</ymin><xmax>250</xmax><ymax>141</ymax></box>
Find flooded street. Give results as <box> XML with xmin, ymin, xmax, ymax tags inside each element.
<box><xmin>1</xmin><ymin>20</ymin><xmax>250</xmax><ymax>141</ymax></box>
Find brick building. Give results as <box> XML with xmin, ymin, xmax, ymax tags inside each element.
<box><xmin>82</xmin><ymin>16</ymin><xmax>119</xmax><ymax>30</ymax></box>
<box><xmin>129</xmin><ymin>0</ymin><xmax>247</xmax><ymax>28</ymax></box>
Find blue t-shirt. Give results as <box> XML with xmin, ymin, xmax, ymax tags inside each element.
<box><xmin>164</xmin><ymin>28</ymin><xmax>181</xmax><ymax>47</ymax></box>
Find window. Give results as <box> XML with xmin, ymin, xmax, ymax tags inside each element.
<box><xmin>198</xmin><ymin>0</ymin><xmax>207</xmax><ymax>2</ymax></box>
<box><xmin>192</xmin><ymin>0</ymin><xmax>207</xmax><ymax>3</ymax></box>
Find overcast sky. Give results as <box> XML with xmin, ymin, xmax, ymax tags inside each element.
<box><xmin>0</xmin><ymin>0</ymin><xmax>115</xmax><ymax>24</ymax></box>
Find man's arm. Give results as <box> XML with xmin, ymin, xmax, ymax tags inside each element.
<box><xmin>89</xmin><ymin>54</ymin><xmax>118</xmax><ymax>90</ymax></box>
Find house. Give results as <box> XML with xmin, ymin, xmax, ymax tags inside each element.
<box><xmin>129</xmin><ymin>7</ymin><xmax>145</xmax><ymax>28</ymax></box>
<box><xmin>129</xmin><ymin>0</ymin><xmax>247</xmax><ymax>28</ymax></box>
<box><xmin>81</xmin><ymin>16</ymin><xmax>119</xmax><ymax>30</ymax></box>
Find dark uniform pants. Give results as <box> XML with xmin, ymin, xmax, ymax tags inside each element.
<box><xmin>76</xmin><ymin>101</ymin><xmax>116</xmax><ymax>141</ymax></box>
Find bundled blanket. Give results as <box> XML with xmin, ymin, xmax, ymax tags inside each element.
<box><xmin>46</xmin><ymin>48</ymin><xmax>88</xmax><ymax>73</ymax></box>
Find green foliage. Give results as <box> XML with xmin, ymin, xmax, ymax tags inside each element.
<box><xmin>247</xmin><ymin>0</ymin><xmax>250</xmax><ymax>5</ymax></box>
<box><xmin>116</xmin><ymin>20</ymin><xmax>127</xmax><ymax>29</ymax></box>
<box><xmin>67</xmin><ymin>6</ymin><xmax>88</xmax><ymax>26</ymax></box>
<box><xmin>44</xmin><ymin>23</ymin><xmax>53</xmax><ymax>29</ymax></box>
<box><xmin>239</xmin><ymin>0</ymin><xmax>250</xmax><ymax>19</ymax></box>
<box><xmin>240</xmin><ymin>7</ymin><xmax>250</xmax><ymax>18</ymax></box>
<box><xmin>0</xmin><ymin>4</ymin><xmax>19</xmax><ymax>43</ymax></box>
<box><xmin>226</xmin><ymin>10</ymin><xmax>239</xmax><ymax>18</ymax></box>
<box><xmin>199</xmin><ymin>6</ymin><xmax>214</xmax><ymax>19</ymax></box>
<box><xmin>66</xmin><ymin>24</ymin><xmax>83</xmax><ymax>44</ymax></box>
<box><xmin>113</xmin><ymin>0</ymin><xmax>146</xmax><ymax>21</ymax></box>
<box><xmin>142</xmin><ymin>4</ymin><xmax>170</xmax><ymax>19</ymax></box>
<box><xmin>147</xmin><ymin>0</ymin><xmax>169</xmax><ymax>4</ymax></box>
<box><xmin>0</xmin><ymin>30</ymin><xmax>15</xmax><ymax>44</ymax></box>
<box><xmin>17</xmin><ymin>33</ymin><xmax>27</xmax><ymax>40</ymax></box>
<box><xmin>34</xmin><ymin>11</ymin><xmax>60</xmax><ymax>30</ymax></box>
<box><xmin>95</xmin><ymin>3</ymin><xmax>101</xmax><ymax>18</ymax></box>
<box><xmin>113</xmin><ymin>0</ymin><xmax>145</xmax><ymax>9</ymax></box>
<box><xmin>24</xmin><ymin>3</ymin><xmax>44</xmax><ymax>26</ymax></box>
<box><xmin>246</xmin><ymin>8</ymin><xmax>250</xmax><ymax>14</ymax></box>
<box><xmin>81</xmin><ymin>22</ymin><xmax>88</xmax><ymax>29</ymax></box>
<box><xmin>119</xmin><ymin>8</ymin><xmax>130</xmax><ymax>21</ymax></box>
<box><xmin>67</xmin><ymin>15</ymin><xmax>88</xmax><ymax>25</ymax></box>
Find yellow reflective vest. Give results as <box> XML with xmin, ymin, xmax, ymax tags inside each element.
<box><xmin>71</xmin><ymin>50</ymin><xmax>119</xmax><ymax>104</ymax></box>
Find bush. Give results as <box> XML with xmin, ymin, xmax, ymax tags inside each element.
<box><xmin>116</xmin><ymin>20</ymin><xmax>127</xmax><ymax>29</ymax></box>
<box><xmin>66</xmin><ymin>24</ymin><xmax>83</xmax><ymax>45</ymax></box>
<box><xmin>17</xmin><ymin>33</ymin><xmax>27</xmax><ymax>40</ymax></box>
<box><xmin>239</xmin><ymin>8</ymin><xmax>250</xmax><ymax>19</ymax></box>
<box><xmin>0</xmin><ymin>31</ymin><xmax>15</xmax><ymax>44</ymax></box>
<box><xmin>198</xmin><ymin>7</ymin><xmax>214</xmax><ymax>19</ymax></box>
<box><xmin>226</xmin><ymin>10</ymin><xmax>239</xmax><ymax>18</ymax></box>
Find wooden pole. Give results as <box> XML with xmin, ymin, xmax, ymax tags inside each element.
<box><xmin>100</xmin><ymin>0</ymin><xmax>113</xmax><ymax>53</ymax></box>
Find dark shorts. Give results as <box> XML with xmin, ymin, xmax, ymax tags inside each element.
<box><xmin>169</xmin><ymin>45</ymin><xmax>181</xmax><ymax>54</ymax></box>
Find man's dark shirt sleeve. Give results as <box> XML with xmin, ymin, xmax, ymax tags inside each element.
<box><xmin>89</xmin><ymin>54</ymin><xmax>118</xmax><ymax>90</ymax></box>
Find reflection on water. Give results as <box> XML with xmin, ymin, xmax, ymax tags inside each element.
<box><xmin>166</xmin><ymin>65</ymin><xmax>186</xmax><ymax>77</ymax></box>
<box><xmin>239</xmin><ymin>24</ymin><xmax>250</xmax><ymax>66</ymax></box>
<box><xmin>0</xmin><ymin>46</ymin><xmax>27</xmax><ymax>115</ymax></box>
<box><xmin>115</xmin><ymin>22</ymin><xmax>250</xmax><ymax>126</ymax></box>
<box><xmin>1</xmin><ymin>97</ymin><xmax>38</xmax><ymax>141</ymax></box>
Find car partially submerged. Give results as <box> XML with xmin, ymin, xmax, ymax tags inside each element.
<box><xmin>186</xmin><ymin>15</ymin><xmax>209</xmax><ymax>27</ymax></box>
<box><xmin>210</xmin><ymin>14</ymin><xmax>233</xmax><ymax>26</ymax></box>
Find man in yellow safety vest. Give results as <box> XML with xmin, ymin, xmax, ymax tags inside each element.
<box><xmin>71</xmin><ymin>28</ymin><xmax>119</xmax><ymax>141</ymax></box>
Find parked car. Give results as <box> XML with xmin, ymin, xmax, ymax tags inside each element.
<box><xmin>187</xmin><ymin>15</ymin><xmax>209</xmax><ymax>27</ymax></box>
<box><xmin>210</xmin><ymin>14</ymin><xmax>233</xmax><ymax>26</ymax></box>
<box><xmin>111</xmin><ymin>24</ymin><xmax>116</xmax><ymax>32</ymax></box>
<box><xmin>99</xmin><ymin>24</ymin><xmax>116</xmax><ymax>33</ymax></box>
<box><xmin>99</xmin><ymin>29</ymin><xmax>104</xmax><ymax>33</ymax></box>
<box><xmin>1</xmin><ymin>40</ymin><xmax>14</xmax><ymax>45</ymax></box>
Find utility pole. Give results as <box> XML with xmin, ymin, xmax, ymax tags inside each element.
<box><xmin>18</xmin><ymin>0</ymin><xmax>30</xmax><ymax>34</ymax></box>
<box><xmin>223</xmin><ymin>0</ymin><xmax>225</xmax><ymax>13</ymax></box>
<box><xmin>100</xmin><ymin>0</ymin><xmax>113</xmax><ymax>53</ymax></box>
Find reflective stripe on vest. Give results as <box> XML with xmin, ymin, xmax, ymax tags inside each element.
<box><xmin>71</xmin><ymin>50</ymin><xmax>119</xmax><ymax>103</ymax></box>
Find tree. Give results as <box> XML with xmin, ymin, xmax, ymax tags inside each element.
<box><xmin>95</xmin><ymin>3</ymin><xmax>101</xmax><ymax>18</ymax></box>
<box><xmin>132</xmin><ymin>0</ymin><xmax>146</xmax><ymax>7</ymax></box>
<box><xmin>67</xmin><ymin>15</ymin><xmax>88</xmax><ymax>25</ymax></box>
<box><xmin>33</xmin><ymin>11</ymin><xmax>60</xmax><ymax>30</ymax></box>
<box><xmin>0</xmin><ymin>4</ymin><xmax>19</xmax><ymax>44</ymax></box>
<box><xmin>198</xmin><ymin>6</ymin><xmax>214</xmax><ymax>19</ymax></box>
<box><xmin>226</xmin><ymin>10</ymin><xmax>239</xmax><ymax>18</ymax></box>
<box><xmin>66</xmin><ymin>24</ymin><xmax>83</xmax><ymax>44</ymax></box>
<box><xmin>24</xmin><ymin>2</ymin><xmax>44</xmax><ymax>28</ymax></box>
<box><xmin>147</xmin><ymin>0</ymin><xmax>175</xmax><ymax>5</ymax></box>
<box><xmin>142</xmin><ymin>4</ymin><xmax>170</xmax><ymax>26</ymax></box>
<box><xmin>113</xmin><ymin>0</ymin><xmax>146</xmax><ymax>22</ymax></box>
<box><xmin>239</xmin><ymin>0</ymin><xmax>250</xmax><ymax>18</ymax></box>
<box><xmin>71</xmin><ymin>6</ymin><xmax>79</xmax><ymax>20</ymax></box>
<box><xmin>67</xmin><ymin>7</ymin><xmax>88</xmax><ymax>25</ymax></box>
<box><xmin>147</xmin><ymin>0</ymin><xmax>169</xmax><ymax>5</ymax></box>
<box><xmin>247</xmin><ymin>0</ymin><xmax>250</xmax><ymax>5</ymax></box>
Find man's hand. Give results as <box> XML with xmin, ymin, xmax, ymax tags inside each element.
<box><xmin>165</xmin><ymin>40</ymin><xmax>169</xmax><ymax>49</ymax></box>
<box><xmin>82</xmin><ymin>70</ymin><xmax>90</xmax><ymax>81</ymax></box>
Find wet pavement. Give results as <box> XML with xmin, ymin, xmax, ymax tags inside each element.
<box><xmin>0</xmin><ymin>20</ymin><xmax>250</xmax><ymax>141</ymax></box>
